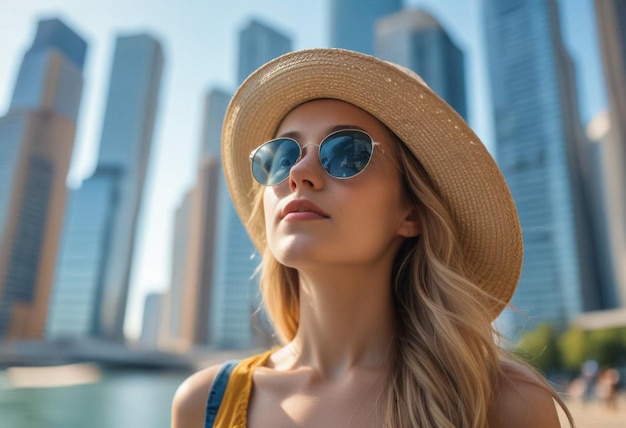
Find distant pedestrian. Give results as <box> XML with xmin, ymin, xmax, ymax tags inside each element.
<box><xmin>581</xmin><ymin>359</ymin><xmax>600</xmax><ymax>405</ymax></box>
<box><xmin>596</xmin><ymin>368</ymin><xmax>620</xmax><ymax>410</ymax></box>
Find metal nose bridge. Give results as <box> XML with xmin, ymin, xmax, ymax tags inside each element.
<box><xmin>299</xmin><ymin>142</ymin><xmax>321</xmax><ymax>151</ymax></box>
<box><xmin>296</xmin><ymin>142</ymin><xmax>322</xmax><ymax>163</ymax></box>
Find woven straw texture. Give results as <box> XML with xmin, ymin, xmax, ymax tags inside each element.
<box><xmin>221</xmin><ymin>48</ymin><xmax>523</xmax><ymax>319</ymax></box>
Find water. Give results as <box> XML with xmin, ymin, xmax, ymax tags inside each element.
<box><xmin>3</xmin><ymin>368</ymin><xmax>625</xmax><ymax>428</ymax></box>
<box><xmin>0</xmin><ymin>369</ymin><xmax>191</xmax><ymax>428</ymax></box>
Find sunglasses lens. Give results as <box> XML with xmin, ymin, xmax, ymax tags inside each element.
<box><xmin>320</xmin><ymin>130</ymin><xmax>374</xmax><ymax>178</ymax></box>
<box><xmin>251</xmin><ymin>138</ymin><xmax>300</xmax><ymax>185</ymax></box>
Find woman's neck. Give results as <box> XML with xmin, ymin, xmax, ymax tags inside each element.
<box><xmin>286</xmin><ymin>265</ymin><xmax>396</xmax><ymax>379</ymax></box>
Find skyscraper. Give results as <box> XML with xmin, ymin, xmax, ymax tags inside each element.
<box><xmin>190</xmin><ymin>90</ymin><xmax>230</xmax><ymax>346</ymax></box>
<box><xmin>330</xmin><ymin>0</ymin><xmax>403</xmax><ymax>54</ymax></box>
<box><xmin>46</xmin><ymin>168</ymin><xmax>120</xmax><ymax>338</ymax></box>
<box><xmin>237</xmin><ymin>19</ymin><xmax>292</xmax><ymax>85</ymax></box>
<box><xmin>584</xmin><ymin>111</ymin><xmax>621</xmax><ymax>308</ymax></box>
<box><xmin>139</xmin><ymin>292</ymin><xmax>162</xmax><ymax>348</ymax></box>
<box><xmin>46</xmin><ymin>34</ymin><xmax>163</xmax><ymax>341</ymax></box>
<box><xmin>375</xmin><ymin>8</ymin><xmax>467</xmax><ymax>120</ymax></box>
<box><xmin>484</xmin><ymin>0</ymin><xmax>602</xmax><ymax>331</ymax></box>
<box><xmin>160</xmin><ymin>88</ymin><xmax>231</xmax><ymax>351</ymax></box>
<box><xmin>159</xmin><ymin>189</ymin><xmax>192</xmax><ymax>350</ymax></box>
<box><xmin>594</xmin><ymin>0</ymin><xmax>626</xmax><ymax>306</ymax></box>
<box><xmin>0</xmin><ymin>18</ymin><xmax>87</xmax><ymax>340</ymax></box>
<box><xmin>208</xmin><ymin>20</ymin><xmax>291</xmax><ymax>348</ymax></box>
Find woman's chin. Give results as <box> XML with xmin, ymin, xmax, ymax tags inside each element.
<box><xmin>269</xmin><ymin>237</ymin><xmax>336</xmax><ymax>268</ymax></box>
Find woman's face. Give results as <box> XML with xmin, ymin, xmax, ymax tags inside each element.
<box><xmin>263</xmin><ymin>99</ymin><xmax>420</xmax><ymax>270</ymax></box>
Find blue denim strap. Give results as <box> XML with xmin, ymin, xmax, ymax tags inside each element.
<box><xmin>204</xmin><ymin>360</ymin><xmax>240</xmax><ymax>428</ymax></box>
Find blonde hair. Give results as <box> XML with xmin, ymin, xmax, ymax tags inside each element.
<box><xmin>248</xmin><ymin>130</ymin><xmax>573</xmax><ymax>427</ymax></box>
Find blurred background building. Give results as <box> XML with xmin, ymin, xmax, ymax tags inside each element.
<box><xmin>160</xmin><ymin>19</ymin><xmax>291</xmax><ymax>351</ymax></box>
<box><xmin>331</xmin><ymin>0</ymin><xmax>403</xmax><ymax>54</ymax></box>
<box><xmin>159</xmin><ymin>89</ymin><xmax>228</xmax><ymax>351</ymax></box>
<box><xmin>375</xmin><ymin>8</ymin><xmax>467</xmax><ymax>120</ymax></box>
<box><xmin>0</xmin><ymin>0</ymin><xmax>622</xmax><ymax>354</ymax></box>
<box><xmin>483</xmin><ymin>0</ymin><xmax>611</xmax><ymax>336</ymax></box>
<box><xmin>208</xmin><ymin>19</ymin><xmax>291</xmax><ymax>349</ymax></box>
<box><xmin>593</xmin><ymin>0</ymin><xmax>626</xmax><ymax>306</ymax></box>
<box><xmin>0</xmin><ymin>18</ymin><xmax>86</xmax><ymax>340</ymax></box>
<box><xmin>139</xmin><ymin>291</ymin><xmax>162</xmax><ymax>348</ymax></box>
<box><xmin>46</xmin><ymin>34</ymin><xmax>163</xmax><ymax>342</ymax></box>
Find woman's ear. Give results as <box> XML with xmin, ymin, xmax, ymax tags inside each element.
<box><xmin>398</xmin><ymin>208</ymin><xmax>421</xmax><ymax>238</ymax></box>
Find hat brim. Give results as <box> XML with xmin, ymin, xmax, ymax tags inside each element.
<box><xmin>221</xmin><ymin>48</ymin><xmax>522</xmax><ymax>319</ymax></box>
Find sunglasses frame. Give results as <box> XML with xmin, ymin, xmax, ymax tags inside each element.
<box><xmin>249</xmin><ymin>128</ymin><xmax>400</xmax><ymax>186</ymax></box>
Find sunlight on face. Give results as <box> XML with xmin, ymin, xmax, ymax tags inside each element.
<box><xmin>262</xmin><ymin>99</ymin><xmax>417</xmax><ymax>271</ymax></box>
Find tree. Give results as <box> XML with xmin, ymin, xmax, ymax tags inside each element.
<box><xmin>557</xmin><ymin>326</ymin><xmax>588</xmax><ymax>372</ymax></box>
<box><xmin>515</xmin><ymin>324</ymin><xmax>560</xmax><ymax>373</ymax></box>
<box><xmin>587</xmin><ymin>328</ymin><xmax>626</xmax><ymax>368</ymax></box>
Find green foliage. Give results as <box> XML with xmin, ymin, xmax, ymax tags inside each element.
<box><xmin>515</xmin><ymin>324</ymin><xmax>560</xmax><ymax>373</ymax></box>
<box><xmin>557</xmin><ymin>326</ymin><xmax>588</xmax><ymax>372</ymax></box>
<box><xmin>587</xmin><ymin>328</ymin><xmax>626</xmax><ymax>368</ymax></box>
<box><xmin>518</xmin><ymin>324</ymin><xmax>626</xmax><ymax>373</ymax></box>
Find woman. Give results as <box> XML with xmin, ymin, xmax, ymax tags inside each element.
<box><xmin>172</xmin><ymin>48</ymin><xmax>573</xmax><ymax>427</ymax></box>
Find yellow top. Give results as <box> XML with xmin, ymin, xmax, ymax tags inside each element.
<box><xmin>213</xmin><ymin>350</ymin><xmax>273</xmax><ymax>428</ymax></box>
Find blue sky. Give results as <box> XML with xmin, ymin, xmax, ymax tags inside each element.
<box><xmin>0</xmin><ymin>0</ymin><xmax>606</xmax><ymax>339</ymax></box>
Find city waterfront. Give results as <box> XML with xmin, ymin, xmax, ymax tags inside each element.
<box><xmin>2</xmin><ymin>366</ymin><xmax>626</xmax><ymax>428</ymax></box>
<box><xmin>0</xmin><ymin>368</ymin><xmax>190</xmax><ymax>428</ymax></box>
<box><xmin>0</xmin><ymin>344</ymin><xmax>257</xmax><ymax>428</ymax></box>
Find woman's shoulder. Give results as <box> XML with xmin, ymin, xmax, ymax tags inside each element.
<box><xmin>171</xmin><ymin>351</ymin><xmax>274</xmax><ymax>428</ymax></box>
<box><xmin>488</xmin><ymin>359</ymin><xmax>563</xmax><ymax>428</ymax></box>
<box><xmin>171</xmin><ymin>364</ymin><xmax>222</xmax><ymax>428</ymax></box>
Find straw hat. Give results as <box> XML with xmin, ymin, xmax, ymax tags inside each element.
<box><xmin>221</xmin><ymin>48</ymin><xmax>522</xmax><ymax>318</ymax></box>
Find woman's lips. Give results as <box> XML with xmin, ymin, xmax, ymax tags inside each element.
<box><xmin>280</xmin><ymin>199</ymin><xmax>330</xmax><ymax>221</ymax></box>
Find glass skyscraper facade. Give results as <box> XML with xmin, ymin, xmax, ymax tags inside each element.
<box><xmin>0</xmin><ymin>18</ymin><xmax>86</xmax><ymax>339</ymax></box>
<box><xmin>375</xmin><ymin>9</ymin><xmax>467</xmax><ymax>120</ymax></box>
<box><xmin>8</xmin><ymin>19</ymin><xmax>85</xmax><ymax>120</ymax></box>
<box><xmin>583</xmin><ymin>113</ymin><xmax>620</xmax><ymax>309</ymax></box>
<box><xmin>330</xmin><ymin>0</ymin><xmax>403</xmax><ymax>54</ymax></box>
<box><xmin>484</xmin><ymin>0</ymin><xmax>601</xmax><ymax>332</ymax></box>
<box><xmin>210</xmin><ymin>180</ymin><xmax>261</xmax><ymax>348</ymax></box>
<box><xmin>193</xmin><ymin>90</ymin><xmax>230</xmax><ymax>345</ymax></box>
<box><xmin>159</xmin><ymin>187</ymin><xmax>193</xmax><ymax>351</ymax></box>
<box><xmin>595</xmin><ymin>0</ymin><xmax>626</xmax><ymax>306</ymax></box>
<box><xmin>237</xmin><ymin>19</ymin><xmax>292</xmax><ymax>85</ymax></box>
<box><xmin>46</xmin><ymin>34</ymin><xmax>163</xmax><ymax>341</ymax></box>
<box><xmin>160</xmin><ymin>88</ymin><xmax>232</xmax><ymax>351</ymax></box>
<box><xmin>47</xmin><ymin>169</ymin><xmax>120</xmax><ymax>337</ymax></box>
<box><xmin>208</xmin><ymin>20</ymin><xmax>291</xmax><ymax>348</ymax></box>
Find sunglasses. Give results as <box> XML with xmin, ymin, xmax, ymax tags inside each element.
<box><xmin>249</xmin><ymin>129</ymin><xmax>399</xmax><ymax>186</ymax></box>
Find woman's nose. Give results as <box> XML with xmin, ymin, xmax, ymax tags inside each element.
<box><xmin>288</xmin><ymin>144</ymin><xmax>326</xmax><ymax>191</ymax></box>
